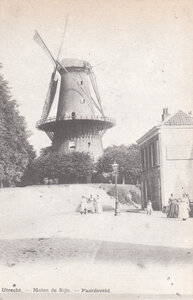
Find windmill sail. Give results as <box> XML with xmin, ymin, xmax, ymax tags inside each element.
<box><xmin>33</xmin><ymin>31</ymin><xmax>56</xmax><ymax>67</ymax></box>
<box><xmin>41</xmin><ymin>72</ymin><xmax>58</xmax><ymax>120</ymax></box>
<box><xmin>89</xmin><ymin>70</ymin><xmax>105</xmax><ymax>117</ymax></box>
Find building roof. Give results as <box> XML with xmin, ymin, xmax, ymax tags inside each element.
<box><xmin>137</xmin><ymin>110</ymin><xmax>193</xmax><ymax>145</ymax></box>
<box><xmin>163</xmin><ymin>110</ymin><xmax>193</xmax><ymax>126</ymax></box>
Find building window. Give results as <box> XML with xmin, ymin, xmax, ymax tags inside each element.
<box><xmin>154</xmin><ymin>139</ymin><xmax>159</xmax><ymax>165</ymax></box>
<box><xmin>152</xmin><ymin>142</ymin><xmax>156</xmax><ymax>166</ymax></box>
<box><xmin>145</xmin><ymin>146</ymin><xmax>148</xmax><ymax>169</ymax></box>
<box><xmin>141</xmin><ymin>150</ymin><xmax>144</xmax><ymax>170</ymax></box>
<box><xmin>149</xmin><ymin>144</ymin><xmax>153</xmax><ymax>168</ymax></box>
<box><xmin>141</xmin><ymin>148</ymin><xmax>147</xmax><ymax>170</ymax></box>
<box><xmin>146</xmin><ymin>145</ymin><xmax>151</xmax><ymax>169</ymax></box>
<box><xmin>147</xmin><ymin>140</ymin><xmax>159</xmax><ymax>168</ymax></box>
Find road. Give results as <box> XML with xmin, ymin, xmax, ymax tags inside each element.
<box><xmin>0</xmin><ymin>210</ymin><xmax>192</xmax><ymax>296</ymax></box>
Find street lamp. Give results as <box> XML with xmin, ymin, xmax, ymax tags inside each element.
<box><xmin>112</xmin><ymin>161</ymin><xmax>119</xmax><ymax>216</ymax></box>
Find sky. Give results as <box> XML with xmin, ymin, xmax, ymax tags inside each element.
<box><xmin>0</xmin><ymin>0</ymin><xmax>193</xmax><ymax>155</ymax></box>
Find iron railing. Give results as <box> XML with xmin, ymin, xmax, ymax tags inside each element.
<box><xmin>36</xmin><ymin>115</ymin><xmax>115</xmax><ymax>127</ymax></box>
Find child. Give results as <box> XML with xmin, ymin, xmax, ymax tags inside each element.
<box><xmin>146</xmin><ymin>200</ymin><xmax>153</xmax><ymax>215</ymax></box>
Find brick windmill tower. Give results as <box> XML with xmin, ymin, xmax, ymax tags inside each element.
<box><xmin>34</xmin><ymin>30</ymin><xmax>115</xmax><ymax>161</ymax></box>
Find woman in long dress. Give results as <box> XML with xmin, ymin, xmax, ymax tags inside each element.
<box><xmin>96</xmin><ymin>195</ymin><xmax>103</xmax><ymax>214</ymax></box>
<box><xmin>178</xmin><ymin>194</ymin><xmax>190</xmax><ymax>221</ymax></box>
<box><xmin>80</xmin><ymin>196</ymin><xmax>87</xmax><ymax>215</ymax></box>
<box><xmin>167</xmin><ymin>194</ymin><xmax>178</xmax><ymax>218</ymax></box>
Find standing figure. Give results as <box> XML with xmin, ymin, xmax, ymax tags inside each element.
<box><xmin>87</xmin><ymin>194</ymin><xmax>95</xmax><ymax>214</ymax></box>
<box><xmin>146</xmin><ymin>200</ymin><xmax>153</xmax><ymax>215</ymax></box>
<box><xmin>96</xmin><ymin>195</ymin><xmax>103</xmax><ymax>214</ymax></box>
<box><xmin>167</xmin><ymin>194</ymin><xmax>179</xmax><ymax>218</ymax></box>
<box><xmin>178</xmin><ymin>194</ymin><xmax>190</xmax><ymax>221</ymax></box>
<box><xmin>93</xmin><ymin>196</ymin><xmax>97</xmax><ymax>213</ymax></box>
<box><xmin>80</xmin><ymin>196</ymin><xmax>87</xmax><ymax>215</ymax></box>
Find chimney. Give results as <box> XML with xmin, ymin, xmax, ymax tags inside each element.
<box><xmin>162</xmin><ymin>107</ymin><xmax>169</xmax><ymax>121</ymax></box>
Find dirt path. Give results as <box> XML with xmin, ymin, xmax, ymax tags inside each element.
<box><xmin>0</xmin><ymin>186</ymin><xmax>192</xmax><ymax>295</ymax></box>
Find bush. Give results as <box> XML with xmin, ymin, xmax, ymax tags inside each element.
<box><xmin>107</xmin><ymin>186</ymin><xmax>141</xmax><ymax>205</ymax></box>
<box><xmin>129</xmin><ymin>189</ymin><xmax>141</xmax><ymax>205</ymax></box>
<box><xmin>29</xmin><ymin>151</ymin><xmax>95</xmax><ymax>184</ymax></box>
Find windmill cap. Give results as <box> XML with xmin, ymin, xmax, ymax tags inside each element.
<box><xmin>59</xmin><ymin>58</ymin><xmax>91</xmax><ymax>69</ymax></box>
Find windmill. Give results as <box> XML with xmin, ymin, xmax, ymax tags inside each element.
<box><xmin>34</xmin><ymin>25</ymin><xmax>115</xmax><ymax>161</ymax></box>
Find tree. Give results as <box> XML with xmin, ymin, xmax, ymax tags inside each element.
<box><xmin>0</xmin><ymin>64</ymin><xmax>36</xmax><ymax>186</ymax></box>
<box><xmin>96</xmin><ymin>144</ymin><xmax>141</xmax><ymax>184</ymax></box>
<box><xmin>31</xmin><ymin>151</ymin><xmax>95</xmax><ymax>184</ymax></box>
<box><xmin>39</xmin><ymin>146</ymin><xmax>53</xmax><ymax>156</ymax></box>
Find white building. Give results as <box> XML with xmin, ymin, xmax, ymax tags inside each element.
<box><xmin>137</xmin><ymin>109</ymin><xmax>193</xmax><ymax>210</ymax></box>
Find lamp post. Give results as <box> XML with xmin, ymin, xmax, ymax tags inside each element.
<box><xmin>112</xmin><ymin>161</ymin><xmax>119</xmax><ymax>216</ymax></box>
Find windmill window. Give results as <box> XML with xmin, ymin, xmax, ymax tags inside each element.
<box><xmin>81</xmin><ymin>80</ymin><xmax>83</xmax><ymax>85</ymax></box>
<box><xmin>88</xmin><ymin>142</ymin><xmax>91</xmax><ymax>148</ymax></box>
<box><xmin>69</xmin><ymin>141</ymin><xmax>76</xmax><ymax>150</ymax></box>
<box><xmin>71</xmin><ymin>112</ymin><xmax>76</xmax><ymax>119</ymax></box>
<box><xmin>80</xmin><ymin>98</ymin><xmax>85</xmax><ymax>104</ymax></box>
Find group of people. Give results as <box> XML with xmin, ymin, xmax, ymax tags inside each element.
<box><xmin>80</xmin><ymin>194</ymin><xmax>103</xmax><ymax>215</ymax></box>
<box><xmin>167</xmin><ymin>193</ymin><xmax>190</xmax><ymax>221</ymax></box>
<box><xmin>145</xmin><ymin>192</ymin><xmax>191</xmax><ymax>220</ymax></box>
<box><xmin>43</xmin><ymin>177</ymin><xmax>59</xmax><ymax>185</ymax></box>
